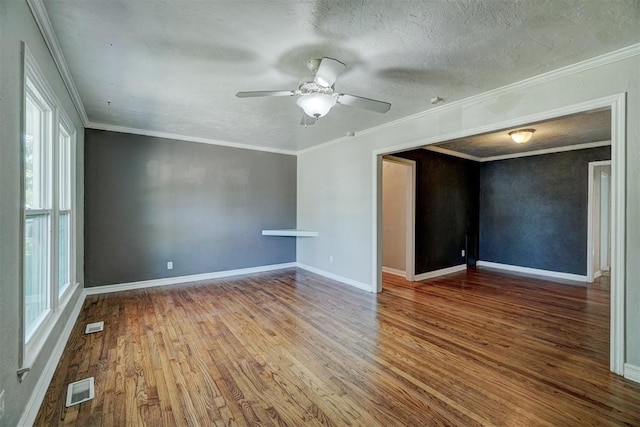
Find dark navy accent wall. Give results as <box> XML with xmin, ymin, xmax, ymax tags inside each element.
<box><xmin>84</xmin><ymin>129</ymin><xmax>296</xmax><ymax>287</ymax></box>
<box><xmin>479</xmin><ymin>146</ymin><xmax>611</xmax><ymax>275</ymax></box>
<box><xmin>395</xmin><ymin>149</ymin><xmax>479</xmax><ymax>274</ymax></box>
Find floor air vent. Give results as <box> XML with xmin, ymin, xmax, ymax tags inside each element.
<box><xmin>85</xmin><ymin>321</ymin><xmax>104</xmax><ymax>334</ymax></box>
<box><xmin>66</xmin><ymin>377</ymin><xmax>95</xmax><ymax>407</ymax></box>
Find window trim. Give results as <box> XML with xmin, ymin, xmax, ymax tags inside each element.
<box><xmin>19</xmin><ymin>43</ymin><xmax>78</xmax><ymax>374</ymax></box>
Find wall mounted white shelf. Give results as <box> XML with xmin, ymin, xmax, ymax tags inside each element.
<box><xmin>262</xmin><ymin>229</ymin><xmax>318</xmax><ymax>237</ymax></box>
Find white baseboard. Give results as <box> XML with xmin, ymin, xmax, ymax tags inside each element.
<box><xmin>477</xmin><ymin>261</ymin><xmax>588</xmax><ymax>282</ymax></box>
<box><xmin>594</xmin><ymin>270</ymin><xmax>602</xmax><ymax>279</ymax></box>
<box><xmin>295</xmin><ymin>263</ymin><xmax>374</xmax><ymax>293</ymax></box>
<box><xmin>84</xmin><ymin>261</ymin><xmax>375</xmax><ymax>297</ymax></box>
<box><xmin>19</xmin><ymin>289</ymin><xmax>86</xmax><ymax>427</ymax></box>
<box><xmin>382</xmin><ymin>266</ymin><xmax>406</xmax><ymax>277</ymax></box>
<box><xmin>624</xmin><ymin>363</ymin><xmax>640</xmax><ymax>384</ymax></box>
<box><xmin>85</xmin><ymin>262</ymin><xmax>298</xmax><ymax>295</ymax></box>
<box><xmin>414</xmin><ymin>264</ymin><xmax>467</xmax><ymax>281</ymax></box>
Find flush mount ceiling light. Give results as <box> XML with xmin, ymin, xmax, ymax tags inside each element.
<box><xmin>508</xmin><ymin>128</ymin><xmax>535</xmax><ymax>144</ymax></box>
<box><xmin>296</xmin><ymin>92</ymin><xmax>337</xmax><ymax>118</ymax></box>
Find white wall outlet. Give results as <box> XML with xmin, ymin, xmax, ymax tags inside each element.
<box><xmin>167</xmin><ymin>261</ymin><xmax>173</xmax><ymax>270</ymax></box>
<box><xmin>329</xmin><ymin>255</ymin><xmax>333</xmax><ymax>264</ymax></box>
<box><xmin>461</xmin><ymin>249</ymin><xmax>466</xmax><ymax>257</ymax></box>
<box><xmin>0</xmin><ymin>389</ymin><xmax>5</xmax><ymax>420</ymax></box>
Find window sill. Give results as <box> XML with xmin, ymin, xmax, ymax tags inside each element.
<box><xmin>21</xmin><ymin>282</ymin><xmax>80</xmax><ymax>378</ymax></box>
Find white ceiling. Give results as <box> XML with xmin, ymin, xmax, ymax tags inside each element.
<box><xmin>42</xmin><ymin>0</ymin><xmax>640</xmax><ymax>153</ymax></box>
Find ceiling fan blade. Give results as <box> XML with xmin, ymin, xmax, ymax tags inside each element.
<box><xmin>313</xmin><ymin>57</ymin><xmax>346</xmax><ymax>87</ymax></box>
<box><xmin>335</xmin><ymin>93</ymin><xmax>391</xmax><ymax>113</ymax></box>
<box><xmin>300</xmin><ymin>114</ymin><xmax>316</xmax><ymax>127</ymax></box>
<box><xmin>235</xmin><ymin>90</ymin><xmax>296</xmax><ymax>98</ymax></box>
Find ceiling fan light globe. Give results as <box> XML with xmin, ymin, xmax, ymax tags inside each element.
<box><xmin>297</xmin><ymin>93</ymin><xmax>336</xmax><ymax>118</ymax></box>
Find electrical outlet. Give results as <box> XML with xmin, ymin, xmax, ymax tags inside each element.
<box><xmin>167</xmin><ymin>261</ymin><xmax>173</xmax><ymax>270</ymax></box>
<box><xmin>0</xmin><ymin>389</ymin><xmax>5</xmax><ymax>421</ymax></box>
<box><xmin>329</xmin><ymin>255</ymin><xmax>333</xmax><ymax>264</ymax></box>
<box><xmin>461</xmin><ymin>249</ymin><xmax>466</xmax><ymax>257</ymax></box>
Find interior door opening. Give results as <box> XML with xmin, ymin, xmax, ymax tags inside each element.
<box><xmin>381</xmin><ymin>156</ymin><xmax>415</xmax><ymax>284</ymax></box>
<box><xmin>588</xmin><ymin>161</ymin><xmax>612</xmax><ymax>282</ymax></box>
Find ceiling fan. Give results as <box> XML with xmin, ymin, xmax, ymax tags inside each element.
<box><xmin>236</xmin><ymin>57</ymin><xmax>391</xmax><ymax>126</ymax></box>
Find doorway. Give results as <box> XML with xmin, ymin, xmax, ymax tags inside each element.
<box><xmin>373</xmin><ymin>93</ymin><xmax>626</xmax><ymax>375</ymax></box>
<box><xmin>381</xmin><ymin>156</ymin><xmax>415</xmax><ymax>282</ymax></box>
<box><xmin>588</xmin><ymin>161</ymin><xmax>612</xmax><ymax>282</ymax></box>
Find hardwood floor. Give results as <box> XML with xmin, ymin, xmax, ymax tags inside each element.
<box><xmin>35</xmin><ymin>268</ymin><xmax>640</xmax><ymax>426</ymax></box>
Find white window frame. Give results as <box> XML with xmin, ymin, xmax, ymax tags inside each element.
<box><xmin>19</xmin><ymin>44</ymin><xmax>78</xmax><ymax>373</ymax></box>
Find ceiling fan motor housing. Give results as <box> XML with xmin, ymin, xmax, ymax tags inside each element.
<box><xmin>298</xmin><ymin>81</ymin><xmax>334</xmax><ymax>95</ymax></box>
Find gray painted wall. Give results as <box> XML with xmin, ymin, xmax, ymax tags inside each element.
<box><xmin>0</xmin><ymin>2</ymin><xmax>85</xmax><ymax>425</ymax></box>
<box><xmin>479</xmin><ymin>146</ymin><xmax>611</xmax><ymax>275</ymax></box>
<box><xmin>84</xmin><ymin>129</ymin><xmax>296</xmax><ymax>287</ymax></box>
<box><xmin>396</xmin><ymin>149</ymin><xmax>479</xmax><ymax>274</ymax></box>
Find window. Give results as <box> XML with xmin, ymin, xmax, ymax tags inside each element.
<box><xmin>24</xmin><ymin>76</ymin><xmax>53</xmax><ymax>340</ymax></box>
<box><xmin>21</xmin><ymin>45</ymin><xmax>76</xmax><ymax>368</ymax></box>
<box><xmin>58</xmin><ymin>122</ymin><xmax>72</xmax><ymax>297</ymax></box>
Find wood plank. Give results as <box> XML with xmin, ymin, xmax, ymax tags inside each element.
<box><xmin>34</xmin><ymin>268</ymin><xmax>640</xmax><ymax>425</ymax></box>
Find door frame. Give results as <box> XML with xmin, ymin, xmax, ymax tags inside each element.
<box><xmin>381</xmin><ymin>155</ymin><xmax>416</xmax><ymax>281</ymax></box>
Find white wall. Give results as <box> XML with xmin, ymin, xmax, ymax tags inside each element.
<box><xmin>382</xmin><ymin>160</ymin><xmax>407</xmax><ymax>273</ymax></box>
<box><xmin>297</xmin><ymin>141</ymin><xmax>373</xmax><ymax>289</ymax></box>
<box><xmin>297</xmin><ymin>49</ymin><xmax>640</xmax><ymax>367</ymax></box>
<box><xmin>0</xmin><ymin>1</ymin><xmax>85</xmax><ymax>424</ymax></box>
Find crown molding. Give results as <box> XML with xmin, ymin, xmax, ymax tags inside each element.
<box><xmin>296</xmin><ymin>132</ymin><xmax>358</xmax><ymax>155</ymax></box>
<box><xmin>423</xmin><ymin>145</ymin><xmax>482</xmax><ymax>162</ymax></box>
<box><xmin>86</xmin><ymin>122</ymin><xmax>297</xmax><ymax>156</ymax></box>
<box><xmin>479</xmin><ymin>140</ymin><xmax>611</xmax><ymax>162</ymax></box>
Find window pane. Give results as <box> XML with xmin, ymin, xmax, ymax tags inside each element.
<box><xmin>25</xmin><ymin>95</ymin><xmax>43</xmax><ymax>209</ymax></box>
<box><xmin>24</xmin><ymin>214</ymin><xmax>50</xmax><ymax>339</ymax></box>
<box><xmin>59</xmin><ymin>127</ymin><xmax>71</xmax><ymax>210</ymax></box>
<box><xmin>58</xmin><ymin>213</ymin><xmax>70</xmax><ymax>296</ymax></box>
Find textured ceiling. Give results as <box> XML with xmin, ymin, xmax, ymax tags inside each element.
<box><xmin>433</xmin><ymin>108</ymin><xmax>611</xmax><ymax>159</ymax></box>
<box><xmin>43</xmin><ymin>0</ymin><xmax>640</xmax><ymax>152</ymax></box>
